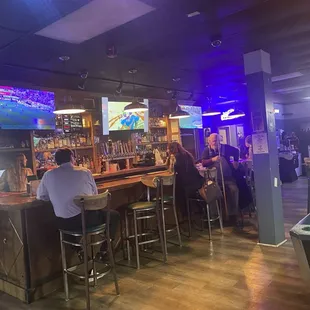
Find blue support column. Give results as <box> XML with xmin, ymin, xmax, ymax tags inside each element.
<box><xmin>244</xmin><ymin>50</ymin><xmax>285</xmax><ymax>246</ymax></box>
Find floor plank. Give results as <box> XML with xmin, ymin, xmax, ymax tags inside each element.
<box><xmin>1</xmin><ymin>178</ymin><xmax>309</xmax><ymax>309</ymax></box>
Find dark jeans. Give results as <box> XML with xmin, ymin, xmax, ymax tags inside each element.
<box><xmin>58</xmin><ymin>210</ymin><xmax>120</xmax><ymax>251</ymax></box>
<box><xmin>222</xmin><ymin>180</ymin><xmax>239</xmax><ymax>216</ymax></box>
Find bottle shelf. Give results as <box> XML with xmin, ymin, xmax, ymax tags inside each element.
<box><xmin>35</xmin><ymin>146</ymin><xmax>93</xmax><ymax>153</ymax></box>
<box><xmin>0</xmin><ymin>148</ymin><xmax>31</xmax><ymax>153</ymax></box>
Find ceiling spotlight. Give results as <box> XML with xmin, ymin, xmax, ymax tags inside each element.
<box><xmin>106</xmin><ymin>45</ymin><xmax>117</xmax><ymax>58</ymax></box>
<box><xmin>172</xmin><ymin>77</ymin><xmax>181</xmax><ymax>82</ymax></box>
<box><xmin>59</xmin><ymin>55</ymin><xmax>70</xmax><ymax>62</ymax></box>
<box><xmin>78</xmin><ymin>80</ymin><xmax>86</xmax><ymax>90</ymax></box>
<box><xmin>166</xmin><ymin>89</ymin><xmax>173</xmax><ymax>94</ymax></box>
<box><xmin>210</xmin><ymin>34</ymin><xmax>222</xmax><ymax>48</ymax></box>
<box><xmin>115</xmin><ymin>82</ymin><xmax>123</xmax><ymax>95</ymax></box>
<box><xmin>172</xmin><ymin>91</ymin><xmax>177</xmax><ymax>100</ymax></box>
<box><xmin>79</xmin><ymin>69</ymin><xmax>88</xmax><ymax>79</ymax></box>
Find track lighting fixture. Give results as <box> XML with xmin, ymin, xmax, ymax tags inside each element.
<box><xmin>77</xmin><ymin>69</ymin><xmax>88</xmax><ymax>90</ymax></box>
<box><xmin>115</xmin><ymin>82</ymin><xmax>123</xmax><ymax>95</ymax></box>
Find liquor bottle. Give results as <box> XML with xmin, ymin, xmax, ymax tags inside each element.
<box><xmin>86</xmin><ymin>134</ymin><xmax>91</xmax><ymax>146</ymax></box>
<box><xmin>76</xmin><ymin>134</ymin><xmax>80</xmax><ymax>147</ymax></box>
<box><xmin>48</xmin><ymin>135</ymin><xmax>54</xmax><ymax>149</ymax></box>
<box><xmin>54</xmin><ymin>135</ymin><xmax>59</xmax><ymax>148</ymax></box>
<box><xmin>71</xmin><ymin>135</ymin><xmax>76</xmax><ymax>148</ymax></box>
<box><xmin>66</xmin><ymin>135</ymin><xmax>71</xmax><ymax>147</ymax></box>
<box><xmin>58</xmin><ymin>135</ymin><xmax>63</xmax><ymax>148</ymax></box>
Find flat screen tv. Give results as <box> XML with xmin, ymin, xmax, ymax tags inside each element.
<box><xmin>101</xmin><ymin>98</ymin><xmax>149</xmax><ymax>135</ymax></box>
<box><xmin>0</xmin><ymin>86</ymin><xmax>55</xmax><ymax>130</ymax></box>
<box><xmin>178</xmin><ymin>105</ymin><xmax>203</xmax><ymax>129</ymax></box>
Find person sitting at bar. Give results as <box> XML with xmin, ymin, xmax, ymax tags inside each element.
<box><xmin>168</xmin><ymin>142</ymin><xmax>206</xmax><ymax>218</ymax></box>
<box><xmin>0</xmin><ymin>153</ymin><xmax>33</xmax><ymax>192</ymax></box>
<box><xmin>245</xmin><ymin>135</ymin><xmax>253</xmax><ymax>160</ymax></box>
<box><xmin>201</xmin><ymin>133</ymin><xmax>241</xmax><ymax>225</ymax></box>
<box><xmin>37</xmin><ymin>148</ymin><xmax>120</xmax><ymax>261</ymax></box>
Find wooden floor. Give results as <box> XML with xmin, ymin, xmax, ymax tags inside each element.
<box><xmin>1</xmin><ymin>178</ymin><xmax>310</xmax><ymax>310</ymax></box>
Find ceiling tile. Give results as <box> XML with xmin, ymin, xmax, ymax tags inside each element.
<box><xmin>36</xmin><ymin>0</ymin><xmax>155</xmax><ymax>44</ymax></box>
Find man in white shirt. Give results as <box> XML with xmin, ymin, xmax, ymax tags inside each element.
<box><xmin>37</xmin><ymin>148</ymin><xmax>119</xmax><ymax>260</ymax></box>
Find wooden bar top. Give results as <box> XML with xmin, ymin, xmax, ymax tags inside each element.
<box><xmin>0</xmin><ymin>170</ymin><xmax>169</xmax><ymax>211</ymax></box>
<box><xmin>0</xmin><ymin>192</ymin><xmax>43</xmax><ymax>211</ymax></box>
<box><xmin>93</xmin><ymin>165</ymin><xmax>166</xmax><ymax>181</ymax></box>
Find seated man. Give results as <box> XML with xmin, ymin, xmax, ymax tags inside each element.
<box><xmin>37</xmin><ymin>148</ymin><xmax>120</xmax><ymax>260</ymax></box>
<box><xmin>202</xmin><ymin>133</ymin><xmax>240</xmax><ymax>225</ymax></box>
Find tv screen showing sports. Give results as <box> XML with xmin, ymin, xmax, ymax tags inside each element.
<box><xmin>178</xmin><ymin>105</ymin><xmax>203</xmax><ymax>129</ymax></box>
<box><xmin>101</xmin><ymin>98</ymin><xmax>149</xmax><ymax>135</ymax></box>
<box><xmin>0</xmin><ymin>86</ymin><xmax>55</xmax><ymax>130</ymax></box>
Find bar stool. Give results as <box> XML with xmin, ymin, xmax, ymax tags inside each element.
<box><xmin>187</xmin><ymin>168</ymin><xmax>223</xmax><ymax>240</ymax></box>
<box><xmin>153</xmin><ymin>174</ymin><xmax>182</xmax><ymax>255</ymax></box>
<box><xmin>124</xmin><ymin>177</ymin><xmax>167</xmax><ymax>269</ymax></box>
<box><xmin>59</xmin><ymin>190</ymin><xmax>120</xmax><ymax>310</ymax></box>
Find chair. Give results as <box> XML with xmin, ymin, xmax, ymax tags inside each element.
<box><xmin>187</xmin><ymin>167</ymin><xmax>223</xmax><ymax>240</ymax></box>
<box><xmin>124</xmin><ymin>176</ymin><xmax>167</xmax><ymax>269</ymax></box>
<box><xmin>153</xmin><ymin>174</ymin><xmax>182</xmax><ymax>255</ymax></box>
<box><xmin>59</xmin><ymin>190</ymin><xmax>119</xmax><ymax>310</ymax></box>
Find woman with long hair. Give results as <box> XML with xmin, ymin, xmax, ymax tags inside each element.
<box><xmin>0</xmin><ymin>153</ymin><xmax>33</xmax><ymax>192</ymax></box>
<box><xmin>167</xmin><ymin>142</ymin><xmax>206</xmax><ymax>217</ymax></box>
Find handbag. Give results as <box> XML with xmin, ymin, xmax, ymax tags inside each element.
<box><xmin>203</xmin><ymin>170</ymin><xmax>223</xmax><ymax>204</ymax></box>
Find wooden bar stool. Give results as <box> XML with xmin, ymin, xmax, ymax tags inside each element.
<box><xmin>124</xmin><ymin>177</ymin><xmax>167</xmax><ymax>269</ymax></box>
<box><xmin>59</xmin><ymin>190</ymin><xmax>119</xmax><ymax>310</ymax></box>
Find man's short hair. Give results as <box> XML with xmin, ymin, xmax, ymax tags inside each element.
<box><xmin>55</xmin><ymin>148</ymin><xmax>73</xmax><ymax>165</ymax></box>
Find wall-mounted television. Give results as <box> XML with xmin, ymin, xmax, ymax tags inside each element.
<box><xmin>101</xmin><ymin>98</ymin><xmax>149</xmax><ymax>135</ymax></box>
<box><xmin>178</xmin><ymin>105</ymin><xmax>203</xmax><ymax>129</ymax></box>
<box><xmin>0</xmin><ymin>86</ymin><xmax>55</xmax><ymax>130</ymax></box>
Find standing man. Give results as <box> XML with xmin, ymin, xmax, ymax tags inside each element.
<box><xmin>202</xmin><ymin>133</ymin><xmax>241</xmax><ymax>225</ymax></box>
<box><xmin>37</xmin><ymin>148</ymin><xmax>120</xmax><ymax>260</ymax></box>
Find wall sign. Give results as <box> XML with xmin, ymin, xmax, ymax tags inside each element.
<box><xmin>56</xmin><ymin>114</ymin><xmax>83</xmax><ymax>133</ymax></box>
<box><xmin>252</xmin><ymin>132</ymin><xmax>269</xmax><ymax>154</ymax></box>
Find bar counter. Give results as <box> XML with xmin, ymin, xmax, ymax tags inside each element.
<box><xmin>0</xmin><ymin>165</ymin><xmax>166</xmax><ymax>303</ymax></box>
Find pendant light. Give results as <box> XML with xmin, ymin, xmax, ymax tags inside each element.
<box><xmin>169</xmin><ymin>105</ymin><xmax>190</xmax><ymax>119</ymax></box>
<box><xmin>202</xmin><ymin>107</ymin><xmax>221</xmax><ymax>116</ymax></box>
<box><xmin>124</xmin><ymin>69</ymin><xmax>148</xmax><ymax>112</ymax></box>
<box><xmin>54</xmin><ymin>57</ymin><xmax>86</xmax><ymax>115</ymax></box>
<box><xmin>53</xmin><ymin>96</ymin><xmax>85</xmax><ymax>115</ymax></box>
<box><xmin>228</xmin><ymin>108</ymin><xmax>245</xmax><ymax>119</ymax></box>
<box><xmin>202</xmin><ymin>97</ymin><xmax>221</xmax><ymax>116</ymax></box>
